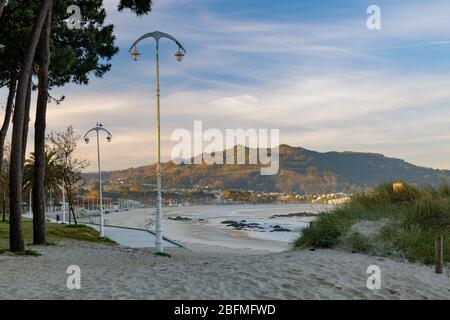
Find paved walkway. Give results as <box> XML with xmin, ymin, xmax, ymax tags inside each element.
<box><xmin>86</xmin><ymin>224</ymin><xmax>183</xmax><ymax>249</ymax></box>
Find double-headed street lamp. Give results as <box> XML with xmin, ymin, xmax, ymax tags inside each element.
<box><xmin>84</xmin><ymin>123</ymin><xmax>112</xmax><ymax>239</ymax></box>
<box><xmin>129</xmin><ymin>31</ymin><xmax>186</xmax><ymax>253</ymax></box>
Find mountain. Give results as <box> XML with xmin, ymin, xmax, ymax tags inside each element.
<box><xmin>84</xmin><ymin>145</ymin><xmax>450</xmax><ymax>194</ymax></box>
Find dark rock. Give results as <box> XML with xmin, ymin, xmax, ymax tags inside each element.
<box><xmin>221</xmin><ymin>219</ymin><xmax>265</xmax><ymax>231</ymax></box>
<box><xmin>271</xmin><ymin>228</ymin><xmax>291</xmax><ymax>232</ymax></box>
<box><xmin>270</xmin><ymin>212</ymin><xmax>317</xmax><ymax>218</ymax></box>
<box><xmin>221</xmin><ymin>220</ymin><xmax>235</xmax><ymax>224</ymax></box>
<box><xmin>168</xmin><ymin>216</ymin><xmax>192</xmax><ymax>221</ymax></box>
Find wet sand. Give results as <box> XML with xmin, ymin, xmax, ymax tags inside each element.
<box><xmin>104</xmin><ymin>204</ymin><xmax>327</xmax><ymax>252</ymax></box>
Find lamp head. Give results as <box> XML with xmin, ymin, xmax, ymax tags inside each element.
<box><xmin>84</xmin><ymin>137</ymin><xmax>90</xmax><ymax>144</ymax></box>
<box><xmin>175</xmin><ymin>49</ymin><xmax>185</xmax><ymax>62</ymax></box>
<box><xmin>0</xmin><ymin>44</ymin><xmax>5</xmax><ymax>53</ymax></box>
<box><xmin>130</xmin><ymin>47</ymin><xmax>141</xmax><ymax>61</ymax></box>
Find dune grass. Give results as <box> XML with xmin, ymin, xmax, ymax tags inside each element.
<box><xmin>0</xmin><ymin>219</ymin><xmax>115</xmax><ymax>255</ymax></box>
<box><xmin>296</xmin><ymin>182</ymin><xmax>450</xmax><ymax>265</ymax></box>
<box><xmin>154</xmin><ymin>251</ymin><xmax>171</xmax><ymax>258</ymax></box>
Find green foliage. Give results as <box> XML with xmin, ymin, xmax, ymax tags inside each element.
<box><xmin>22</xmin><ymin>149</ymin><xmax>63</xmax><ymax>195</ymax></box>
<box><xmin>50</xmin><ymin>0</ymin><xmax>119</xmax><ymax>87</ymax></box>
<box><xmin>84</xmin><ymin>145</ymin><xmax>450</xmax><ymax>194</ymax></box>
<box><xmin>48</xmin><ymin>224</ymin><xmax>116</xmax><ymax>244</ymax></box>
<box><xmin>296</xmin><ymin>182</ymin><xmax>450</xmax><ymax>265</ymax></box>
<box><xmin>374</xmin><ymin>182</ymin><xmax>420</xmax><ymax>204</ymax></box>
<box><xmin>339</xmin><ymin>232</ymin><xmax>372</xmax><ymax>253</ymax></box>
<box><xmin>408</xmin><ymin>191</ymin><xmax>450</xmax><ymax>229</ymax></box>
<box><xmin>0</xmin><ymin>0</ymin><xmax>119</xmax><ymax>89</ymax></box>
<box><xmin>0</xmin><ymin>219</ymin><xmax>116</xmax><ymax>245</ymax></box>
<box><xmin>296</xmin><ymin>213</ymin><xmax>343</xmax><ymax>248</ymax></box>
<box><xmin>118</xmin><ymin>0</ymin><xmax>153</xmax><ymax>16</ymax></box>
<box><xmin>154</xmin><ymin>251</ymin><xmax>171</xmax><ymax>258</ymax></box>
<box><xmin>222</xmin><ymin>189</ymin><xmax>252</xmax><ymax>202</ymax></box>
<box><xmin>12</xmin><ymin>249</ymin><xmax>41</xmax><ymax>257</ymax></box>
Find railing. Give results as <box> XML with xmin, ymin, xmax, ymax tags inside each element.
<box><xmin>78</xmin><ymin>216</ymin><xmax>111</xmax><ymax>226</ymax></box>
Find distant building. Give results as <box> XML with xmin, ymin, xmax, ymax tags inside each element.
<box><xmin>328</xmin><ymin>197</ymin><xmax>350</xmax><ymax>205</ymax></box>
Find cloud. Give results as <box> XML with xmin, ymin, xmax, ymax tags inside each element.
<box><xmin>3</xmin><ymin>0</ymin><xmax>450</xmax><ymax>172</ymax></box>
<box><xmin>35</xmin><ymin>67</ymin><xmax>450</xmax><ymax>171</ymax></box>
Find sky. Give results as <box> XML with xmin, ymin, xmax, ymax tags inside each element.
<box><xmin>3</xmin><ymin>0</ymin><xmax>450</xmax><ymax>171</ymax></box>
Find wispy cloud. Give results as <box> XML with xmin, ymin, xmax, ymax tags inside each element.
<box><xmin>3</xmin><ymin>0</ymin><xmax>450</xmax><ymax>171</ymax></box>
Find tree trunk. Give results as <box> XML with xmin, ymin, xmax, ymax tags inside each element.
<box><xmin>33</xmin><ymin>7</ymin><xmax>52</xmax><ymax>245</ymax></box>
<box><xmin>9</xmin><ymin>0</ymin><xmax>52</xmax><ymax>252</ymax></box>
<box><xmin>71</xmin><ymin>205</ymin><xmax>77</xmax><ymax>225</ymax></box>
<box><xmin>68</xmin><ymin>199</ymin><xmax>71</xmax><ymax>224</ymax></box>
<box><xmin>0</xmin><ymin>72</ymin><xmax>17</xmax><ymax>223</ymax></box>
<box><xmin>0</xmin><ymin>0</ymin><xmax>5</xmax><ymax>36</ymax></box>
<box><xmin>0</xmin><ymin>0</ymin><xmax>5</xmax><ymax>22</ymax></box>
<box><xmin>2</xmin><ymin>187</ymin><xmax>5</xmax><ymax>222</ymax></box>
<box><xmin>67</xmin><ymin>190</ymin><xmax>77</xmax><ymax>225</ymax></box>
<box><xmin>0</xmin><ymin>73</ymin><xmax>17</xmax><ymax>172</ymax></box>
<box><xmin>21</xmin><ymin>76</ymin><xmax>32</xmax><ymax>168</ymax></box>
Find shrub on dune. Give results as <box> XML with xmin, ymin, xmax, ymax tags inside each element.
<box><xmin>295</xmin><ymin>181</ymin><xmax>450</xmax><ymax>265</ymax></box>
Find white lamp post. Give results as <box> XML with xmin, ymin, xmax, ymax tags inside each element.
<box><xmin>129</xmin><ymin>31</ymin><xmax>186</xmax><ymax>253</ymax></box>
<box><xmin>84</xmin><ymin>123</ymin><xmax>112</xmax><ymax>239</ymax></box>
<box><xmin>29</xmin><ymin>189</ymin><xmax>32</xmax><ymax>217</ymax></box>
<box><xmin>62</xmin><ymin>180</ymin><xmax>66</xmax><ymax>224</ymax></box>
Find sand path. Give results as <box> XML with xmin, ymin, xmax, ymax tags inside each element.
<box><xmin>0</xmin><ymin>240</ymin><xmax>448</xmax><ymax>299</ymax></box>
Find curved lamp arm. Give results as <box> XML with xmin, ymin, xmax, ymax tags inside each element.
<box><xmin>83</xmin><ymin>127</ymin><xmax>97</xmax><ymax>140</ymax></box>
<box><xmin>84</xmin><ymin>126</ymin><xmax>113</xmax><ymax>141</ymax></box>
<box><xmin>97</xmin><ymin>127</ymin><xmax>113</xmax><ymax>138</ymax></box>
<box><xmin>128</xmin><ymin>31</ymin><xmax>186</xmax><ymax>53</ymax></box>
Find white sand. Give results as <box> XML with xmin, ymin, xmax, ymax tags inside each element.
<box><xmin>0</xmin><ymin>240</ymin><xmax>449</xmax><ymax>299</ymax></box>
<box><xmin>3</xmin><ymin>205</ymin><xmax>448</xmax><ymax>299</ymax></box>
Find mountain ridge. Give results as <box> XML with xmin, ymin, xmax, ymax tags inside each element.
<box><xmin>84</xmin><ymin>144</ymin><xmax>450</xmax><ymax>194</ymax></box>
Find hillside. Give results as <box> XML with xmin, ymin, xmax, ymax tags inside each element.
<box><xmin>84</xmin><ymin>145</ymin><xmax>450</xmax><ymax>194</ymax></box>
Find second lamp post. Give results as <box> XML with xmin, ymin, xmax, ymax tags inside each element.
<box><xmin>129</xmin><ymin>31</ymin><xmax>186</xmax><ymax>253</ymax></box>
<box><xmin>84</xmin><ymin>123</ymin><xmax>112</xmax><ymax>239</ymax></box>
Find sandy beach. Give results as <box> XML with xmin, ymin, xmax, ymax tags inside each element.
<box><xmin>1</xmin><ymin>205</ymin><xmax>449</xmax><ymax>300</ymax></box>
<box><xmin>1</xmin><ymin>239</ymin><xmax>449</xmax><ymax>299</ymax></box>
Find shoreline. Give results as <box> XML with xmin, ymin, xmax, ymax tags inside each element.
<box><xmin>102</xmin><ymin>204</ymin><xmax>327</xmax><ymax>252</ymax></box>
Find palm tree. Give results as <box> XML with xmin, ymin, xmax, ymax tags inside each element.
<box><xmin>23</xmin><ymin>149</ymin><xmax>62</xmax><ymax>243</ymax></box>
<box><xmin>23</xmin><ymin>149</ymin><xmax>63</xmax><ymax>202</ymax></box>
